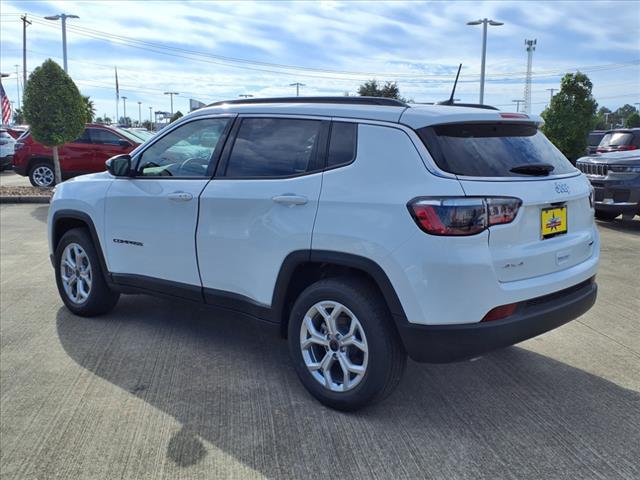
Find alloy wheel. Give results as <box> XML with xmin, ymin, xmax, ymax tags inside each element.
<box><xmin>60</xmin><ymin>243</ymin><xmax>92</xmax><ymax>304</ymax></box>
<box><xmin>299</xmin><ymin>301</ymin><xmax>369</xmax><ymax>392</ymax></box>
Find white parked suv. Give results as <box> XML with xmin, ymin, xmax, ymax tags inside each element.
<box><xmin>48</xmin><ymin>97</ymin><xmax>599</xmax><ymax>410</ymax></box>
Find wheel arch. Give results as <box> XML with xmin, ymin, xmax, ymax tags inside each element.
<box><xmin>27</xmin><ymin>156</ymin><xmax>53</xmax><ymax>173</ymax></box>
<box><xmin>273</xmin><ymin>250</ymin><xmax>407</xmax><ymax>338</ymax></box>
<box><xmin>52</xmin><ymin>210</ymin><xmax>110</xmax><ymax>283</ymax></box>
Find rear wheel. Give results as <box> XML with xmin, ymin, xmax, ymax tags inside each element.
<box><xmin>595</xmin><ymin>210</ymin><xmax>620</xmax><ymax>221</ymax></box>
<box><xmin>29</xmin><ymin>161</ymin><xmax>55</xmax><ymax>187</ymax></box>
<box><xmin>288</xmin><ymin>277</ymin><xmax>406</xmax><ymax>411</ymax></box>
<box><xmin>54</xmin><ymin>228</ymin><xmax>119</xmax><ymax>316</ymax></box>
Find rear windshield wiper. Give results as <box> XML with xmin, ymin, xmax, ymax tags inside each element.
<box><xmin>510</xmin><ymin>163</ymin><xmax>555</xmax><ymax>176</ymax></box>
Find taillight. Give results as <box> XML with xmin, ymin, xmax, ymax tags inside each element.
<box><xmin>408</xmin><ymin>197</ymin><xmax>521</xmax><ymax>236</ymax></box>
<box><xmin>616</xmin><ymin>145</ymin><xmax>638</xmax><ymax>151</ymax></box>
<box><xmin>14</xmin><ymin>142</ymin><xmax>25</xmax><ymax>151</ymax></box>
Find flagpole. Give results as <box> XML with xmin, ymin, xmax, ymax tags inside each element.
<box><xmin>115</xmin><ymin>66</ymin><xmax>119</xmax><ymax>124</ymax></box>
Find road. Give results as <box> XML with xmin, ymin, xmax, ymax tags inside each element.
<box><xmin>1</xmin><ymin>203</ymin><xmax>639</xmax><ymax>480</ymax></box>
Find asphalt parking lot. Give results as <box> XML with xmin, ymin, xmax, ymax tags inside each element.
<box><xmin>1</xmin><ymin>203</ymin><xmax>639</xmax><ymax>480</ymax></box>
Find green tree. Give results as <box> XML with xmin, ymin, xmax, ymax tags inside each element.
<box><xmin>358</xmin><ymin>80</ymin><xmax>404</xmax><ymax>100</ymax></box>
<box><xmin>22</xmin><ymin>59</ymin><xmax>85</xmax><ymax>184</ymax></box>
<box><xmin>118</xmin><ymin>116</ymin><xmax>132</xmax><ymax>126</ymax></box>
<box><xmin>12</xmin><ymin>108</ymin><xmax>25</xmax><ymax>124</ymax></box>
<box><xmin>170</xmin><ymin>110</ymin><xmax>183</xmax><ymax>122</ymax></box>
<box><xmin>624</xmin><ymin>112</ymin><xmax>640</xmax><ymax>128</ymax></box>
<box><xmin>142</xmin><ymin>120</ymin><xmax>153</xmax><ymax>130</ymax></box>
<box><xmin>541</xmin><ymin>72</ymin><xmax>597</xmax><ymax>162</ymax></box>
<box><xmin>82</xmin><ymin>95</ymin><xmax>95</xmax><ymax>122</ymax></box>
<box><xmin>594</xmin><ymin>106</ymin><xmax>612</xmax><ymax>130</ymax></box>
<box><xmin>614</xmin><ymin>104</ymin><xmax>636</xmax><ymax>125</ymax></box>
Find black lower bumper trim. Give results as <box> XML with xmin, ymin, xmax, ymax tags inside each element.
<box><xmin>397</xmin><ymin>278</ymin><xmax>597</xmax><ymax>363</ymax></box>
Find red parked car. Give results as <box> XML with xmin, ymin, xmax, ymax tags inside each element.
<box><xmin>13</xmin><ymin>124</ymin><xmax>141</xmax><ymax>186</ymax></box>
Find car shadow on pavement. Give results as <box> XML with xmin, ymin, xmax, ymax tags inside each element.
<box><xmin>55</xmin><ymin>295</ymin><xmax>640</xmax><ymax>479</ymax></box>
<box><xmin>29</xmin><ymin>204</ymin><xmax>48</xmax><ymax>224</ymax></box>
<box><xmin>596</xmin><ymin>217</ymin><xmax>640</xmax><ymax>236</ymax></box>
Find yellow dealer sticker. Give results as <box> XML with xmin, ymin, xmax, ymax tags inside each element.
<box><xmin>541</xmin><ymin>206</ymin><xmax>567</xmax><ymax>238</ymax></box>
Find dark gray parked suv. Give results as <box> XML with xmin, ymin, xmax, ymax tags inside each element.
<box><xmin>576</xmin><ymin>150</ymin><xmax>640</xmax><ymax>220</ymax></box>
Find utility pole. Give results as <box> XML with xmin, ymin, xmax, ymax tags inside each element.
<box><xmin>121</xmin><ymin>96</ymin><xmax>127</xmax><ymax>125</ymax></box>
<box><xmin>164</xmin><ymin>91</ymin><xmax>179</xmax><ymax>117</ymax></box>
<box><xmin>44</xmin><ymin>13</ymin><xmax>80</xmax><ymax>73</ymax></box>
<box><xmin>289</xmin><ymin>82</ymin><xmax>305</xmax><ymax>96</ymax></box>
<box><xmin>21</xmin><ymin>15</ymin><xmax>31</xmax><ymax>85</ymax></box>
<box><xmin>137</xmin><ymin>101</ymin><xmax>142</xmax><ymax>126</ymax></box>
<box><xmin>512</xmin><ymin>99</ymin><xmax>524</xmax><ymax>112</ymax></box>
<box><xmin>14</xmin><ymin>65</ymin><xmax>20</xmax><ymax>110</ymax></box>
<box><xmin>523</xmin><ymin>39</ymin><xmax>537</xmax><ymax>114</ymax></box>
<box><xmin>467</xmin><ymin>18</ymin><xmax>503</xmax><ymax>104</ymax></box>
<box><xmin>546</xmin><ymin>88</ymin><xmax>556</xmax><ymax>104</ymax></box>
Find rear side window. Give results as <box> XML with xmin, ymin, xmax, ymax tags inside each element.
<box><xmin>89</xmin><ymin>128</ymin><xmax>124</xmax><ymax>145</ymax></box>
<box><xmin>417</xmin><ymin>123</ymin><xmax>576</xmax><ymax>177</ymax></box>
<box><xmin>71</xmin><ymin>129</ymin><xmax>91</xmax><ymax>144</ymax></box>
<box><xmin>225</xmin><ymin>118</ymin><xmax>322</xmax><ymax>178</ymax></box>
<box><xmin>327</xmin><ymin>122</ymin><xmax>357</xmax><ymax>168</ymax></box>
<box><xmin>588</xmin><ymin>132</ymin><xmax>605</xmax><ymax>147</ymax></box>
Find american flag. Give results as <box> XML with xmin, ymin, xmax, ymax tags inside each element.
<box><xmin>0</xmin><ymin>80</ymin><xmax>12</xmax><ymax>125</ymax></box>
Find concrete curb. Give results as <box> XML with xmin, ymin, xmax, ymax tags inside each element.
<box><xmin>0</xmin><ymin>196</ymin><xmax>51</xmax><ymax>204</ymax></box>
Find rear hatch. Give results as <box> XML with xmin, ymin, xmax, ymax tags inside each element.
<box><xmin>417</xmin><ymin>121</ymin><xmax>595</xmax><ymax>282</ymax></box>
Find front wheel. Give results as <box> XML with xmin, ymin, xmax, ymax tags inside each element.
<box><xmin>54</xmin><ymin>228</ymin><xmax>120</xmax><ymax>316</ymax></box>
<box><xmin>288</xmin><ymin>277</ymin><xmax>406</xmax><ymax>411</ymax></box>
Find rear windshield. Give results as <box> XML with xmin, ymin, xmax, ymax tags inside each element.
<box><xmin>599</xmin><ymin>132</ymin><xmax>633</xmax><ymax>147</ymax></box>
<box><xmin>417</xmin><ymin>123</ymin><xmax>576</xmax><ymax>177</ymax></box>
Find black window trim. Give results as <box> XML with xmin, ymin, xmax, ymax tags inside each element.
<box><xmin>324</xmin><ymin>120</ymin><xmax>358</xmax><ymax>171</ymax></box>
<box><xmin>215</xmin><ymin>116</ymin><xmax>330</xmax><ymax>180</ymax></box>
<box><xmin>127</xmin><ymin>115</ymin><xmax>236</xmax><ymax>180</ymax></box>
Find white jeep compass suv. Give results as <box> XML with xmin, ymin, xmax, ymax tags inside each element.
<box><xmin>48</xmin><ymin>97</ymin><xmax>599</xmax><ymax>410</ymax></box>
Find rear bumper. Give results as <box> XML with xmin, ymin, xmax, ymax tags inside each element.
<box><xmin>12</xmin><ymin>163</ymin><xmax>27</xmax><ymax>176</ymax></box>
<box><xmin>0</xmin><ymin>156</ymin><xmax>12</xmax><ymax>169</ymax></box>
<box><xmin>397</xmin><ymin>278</ymin><xmax>597</xmax><ymax>363</ymax></box>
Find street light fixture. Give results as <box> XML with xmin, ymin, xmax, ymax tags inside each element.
<box><xmin>44</xmin><ymin>13</ymin><xmax>79</xmax><ymax>73</ymax></box>
<box><xmin>467</xmin><ymin>18</ymin><xmax>503</xmax><ymax>104</ymax></box>
<box><xmin>164</xmin><ymin>91</ymin><xmax>179</xmax><ymax>117</ymax></box>
<box><xmin>137</xmin><ymin>101</ymin><xmax>142</xmax><ymax>126</ymax></box>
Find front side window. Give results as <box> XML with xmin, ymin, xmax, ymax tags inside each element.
<box><xmin>224</xmin><ymin>118</ymin><xmax>322</xmax><ymax>178</ymax></box>
<box><xmin>136</xmin><ymin>118</ymin><xmax>230</xmax><ymax>177</ymax></box>
<box><xmin>89</xmin><ymin>128</ymin><xmax>124</xmax><ymax>145</ymax></box>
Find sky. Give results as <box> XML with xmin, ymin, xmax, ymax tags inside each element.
<box><xmin>1</xmin><ymin>0</ymin><xmax>639</xmax><ymax>122</ymax></box>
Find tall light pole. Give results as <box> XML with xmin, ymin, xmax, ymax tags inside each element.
<box><xmin>121</xmin><ymin>96</ymin><xmax>127</xmax><ymax>125</ymax></box>
<box><xmin>137</xmin><ymin>101</ymin><xmax>142</xmax><ymax>126</ymax></box>
<box><xmin>148</xmin><ymin>106</ymin><xmax>153</xmax><ymax>129</ymax></box>
<box><xmin>238</xmin><ymin>94</ymin><xmax>253</xmax><ymax>98</ymax></box>
<box><xmin>546</xmin><ymin>88</ymin><xmax>556</xmax><ymax>104</ymax></box>
<box><xmin>467</xmin><ymin>18</ymin><xmax>503</xmax><ymax>105</ymax></box>
<box><xmin>523</xmin><ymin>39</ymin><xmax>537</xmax><ymax>114</ymax></box>
<box><xmin>44</xmin><ymin>13</ymin><xmax>79</xmax><ymax>73</ymax></box>
<box><xmin>164</xmin><ymin>91</ymin><xmax>179</xmax><ymax>117</ymax></box>
<box><xmin>289</xmin><ymin>82</ymin><xmax>305</xmax><ymax>96</ymax></box>
<box><xmin>14</xmin><ymin>65</ymin><xmax>20</xmax><ymax>110</ymax></box>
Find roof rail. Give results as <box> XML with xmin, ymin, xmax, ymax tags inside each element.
<box><xmin>208</xmin><ymin>96</ymin><xmax>408</xmax><ymax>107</ymax></box>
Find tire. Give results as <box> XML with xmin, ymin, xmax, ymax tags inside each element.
<box><xmin>54</xmin><ymin>228</ymin><xmax>119</xmax><ymax>316</ymax></box>
<box><xmin>288</xmin><ymin>277</ymin><xmax>406</xmax><ymax>411</ymax></box>
<box><xmin>595</xmin><ymin>210</ymin><xmax>620</xmax><ymax>221</ymax></box>
<box><xmin>29</xmin><ymin>161</ymin><xmax>55</xmax><ymax>187</ymax></box>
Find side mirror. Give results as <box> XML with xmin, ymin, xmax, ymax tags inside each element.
<box><xmin>118</xmin><ymin>139</ymin><xmax>131</xmax><ymax>148</ymax></box>
<box><xmin>106</xmin><ymin>154</ymin><xmax>132</xmax><ymax>177</ymax></box>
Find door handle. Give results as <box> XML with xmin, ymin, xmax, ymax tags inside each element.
<box><xmin>168</xmin><ymin>191</ymin><xmax>193</xmax><ymax>202</ymax></box>
<box><xmin>272</xmin><ymin>194</ymin><xmax>308</xmax><ymax>206</ymax></box>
